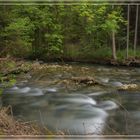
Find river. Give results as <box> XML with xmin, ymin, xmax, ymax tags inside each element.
<box><xmin>1</xmin><ymin>63</ymin><xmax>140</xmax><ymax>135</ymax></box>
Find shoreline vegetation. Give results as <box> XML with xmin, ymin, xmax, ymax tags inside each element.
<box><xmin>0</xmin><ymin>58</ymin><xmax>48</xmax><ymax>135</ymax></box>
<box><xmin>0</xmin><ymin>106</ymin><xmax>64</xmax><ymax>135</ymax></box>
<box><xmin>0</xmin><ymin>107</ymin><xmax>43</xmax><ymax>135</ymax></box>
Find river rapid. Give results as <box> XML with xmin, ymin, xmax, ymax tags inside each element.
<box><xmin>1</xmin><ymin>63</ymin><xmax>140</xmax><ymax>135</ymax></box>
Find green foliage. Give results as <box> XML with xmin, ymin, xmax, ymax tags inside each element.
<box><xmin>81</xmin><ymin>46</ymin><xmax>112</xmax><ymax>60</ymax></box>
<box><xmin>46</xmin><ymin>34</ymin><xmax>63</xmax><ymax>54</ymax></box>
<box><xmin>0</xmin><ymin>74</ymin><xmax>16</xmax><ymax>96</ymax></box>
<box><xmin>0</xmin><ymin>60</ymin><xmax>16</xmax><ymax>73</ymax></box>
<box><xmin>9</xmin><ymin>79</ymin><xmax>16</xmax><ymax>86</ymax></box>
<box><xmin>117</xmin><ymin>48</ymin><xmax>140</xmax><ymax>61</ymax></box>
<box><xmin>102</xmin><ymin>7</ymin><xmax>125</xmax><ymax>33</ymax></box>
<box><xmin>0</xmin><ymin>89</ymin><xmax>3</xmax><ymax>96</ymax></box>
<box><xmin>0</xmin><ymin>4</ymin><xmax>138</xmax><ymax>61</ymax></box>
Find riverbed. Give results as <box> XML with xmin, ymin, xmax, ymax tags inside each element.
<box><xmin>1</xmin><ymin>63</ymin><xmax>140</xmax><ymax>135</ymax></box>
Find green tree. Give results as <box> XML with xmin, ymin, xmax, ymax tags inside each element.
<box><xmin>0</xmin><ymin>4</ymin><xmax>127</xmax><ymax>61</ymax></box>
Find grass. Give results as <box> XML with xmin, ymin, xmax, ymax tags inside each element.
<box><xmin>0</xmin><ymin>106</ymin><xmax>67</xmax><ymax>136</ymax></box>
<box><xmin>63</xmin><ymin>45</ymin><xmax>140</xmax><ymax>63</ymax></box>
<box><xmin>63</xmin><ymin>45</ymin><xmax>113</xmax><ymax>61</ymax></box>
<box><xmin>0</xmin><ymin>106</ymin><xmax>43</xmax><ymax>135</ymax></box>
<box><xmin>117</xmin><ymin>48</ymin><xmax>140</xmax><ymax>61</ymax></box>
<box><xmin>83</xmin><ymin>47</ymin><xmax>112</xmax><ymax>60</ymax></box>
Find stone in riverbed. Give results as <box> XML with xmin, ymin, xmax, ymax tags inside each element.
<box><xmin>110</xmin><ymin>81</ymin><xmax>123</xmax><ymax>87</ymax></box>
<box><xmin>118</xmin><ymin>84</ymin><xmax>138</xmax><ymax>91</ymax></box>
<box><xmin>98</xmin><ymin>100</ymin><xmax>118</xmax><ymax>111</ymax></box>
<box><xmin>98</xmin><ymin>77</ymin><xmax>109</xmax><ymax>83</ymax></box>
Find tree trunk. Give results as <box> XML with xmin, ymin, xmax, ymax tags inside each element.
<box><xmin>112</xmin><ymin>31</ymin><xmax>117</xmax><ymax>60</ymax></box>
<box><xmin>32</xmin><ymin>28</ymin><xmax>42</xmax><ymax>58</ymax></box>
<box><xmin>112</xmin><ymin>5</ymin><xmax>117</xmax><ymax>60</ymax></box>
<box><xmin>134</xmin><ymin>4</ymin><xmax>139</xmax><ymax>57</ymax></box>
<box><xmin>126</xmin><ymin>4</ymin><xmax>130</xmax><ymax>59</ymax></box>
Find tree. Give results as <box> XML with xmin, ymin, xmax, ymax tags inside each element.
<box><xmin>112</xmin><ymin>5</ymin><xmax>117</xmax><ymax>60</ymax></box>
<box><xmin>112</xmin><ymin>30</ymin><xmax>117</xmax><ymax>60</ymax></box>
<box><xmin>126</xmin><ymin>4</ymin><xmax>130</xmax><ymax>59</ymax></box>
<box><xmin>101</xmin><ymin>5</ymin><xmax>125</xmax><ymax>60</ymax></box>
<box><xmin>0</xmin><ymin>4</ymin><xmax>126</xmax><ymax>61</ymax></box>
<box><xmin>134</xmin><ymin>4</ymin><xmax>139</xmax><ymax>57</ymax></box>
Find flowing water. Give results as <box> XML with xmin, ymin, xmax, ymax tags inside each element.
<box><xmin>1</xmin><ymin>63</ymin><xmax>140</xmax><ymax>135</ymax></box>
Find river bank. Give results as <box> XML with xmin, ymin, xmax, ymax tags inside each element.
<box><xmin>0</xmin><ymin>58</ymin><xmax>42</xmax><ymax>135</ymax></box>
<box><xmin>0</xmin><ymin>107</ymin><xmax>44</xmax><ymax>135</ymax></box>
<box><xmin>0</xmin><ymin>56</ymin><xmax>140</xmax><ymax>77</ymax></box>
<box><xmin>51</xmin><ymin>57</ymin><xmax>140</xmax><ymax>67</ymax></box>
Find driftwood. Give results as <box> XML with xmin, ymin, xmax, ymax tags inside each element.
<box><xmin>71</xmin><ymin>76</ymin><xmax>99</xmax><ymax>85</ymax></box>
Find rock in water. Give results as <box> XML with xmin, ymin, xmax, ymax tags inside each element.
<box><xmin>45</xmin><ymin>88</ymin><xmax>57</xmax><ymax>93</ymax></box>
<box><xmin>27</xmin><ymin>88</ymin><xmax>44</xmax><ymax>96</ymax></box>
<box><xmin>5</xmin><ymin>86</ymin><xmax>31</xmax><ymax>94</ymax></box>
<box><xmin>110</xmin><ymin>81</ymin><xmax>123</xmax><ymax>87</ymax></box>
<box><xmin>118</xmin><ymin>84</ymin><xmax>138</xmax><ymax>91</ymax></box>
<box><xmin>48</xmin><ymin>94</ymin><xmax>97</xmax><ymax>105</ymax></box>
<box><xmin>19</xmin><ymin>87</ymin><xmax>31</xmax><ymax>93</ymax></box>
<box><xmin>98</xmin><ymin>100</ymin><xmax>118</xmax><ymax>111</ymax></box>
<box><xmin>98</xmin><ymin>77</ymin><xmax>109</xmax><ymax>83</ymax></box>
